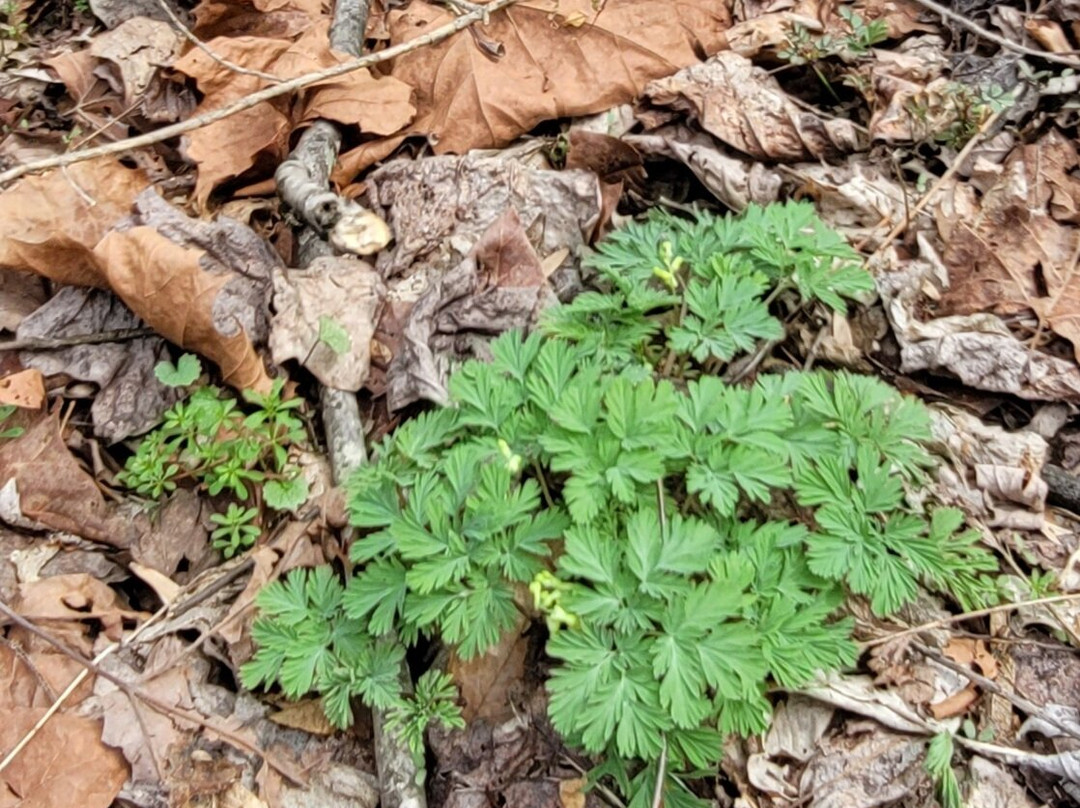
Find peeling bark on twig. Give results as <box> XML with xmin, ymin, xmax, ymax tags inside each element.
<box><xmin>279</xmin><ymin>3</ymin><xmax>427</xmax><ymax>807</ymax></box>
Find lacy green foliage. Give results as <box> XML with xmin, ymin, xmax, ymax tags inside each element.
<box><xmin>544</xmin><ymin>201</ymin><xmax>873</xmax><ymax>370</ymax></box>
<box><xmin>246</xmin><ymin>202</ymin><xmax>998</xmax><ymax>806</ymax></box>
<box><xmin>925</xmin><ymin>733</ymin><xmax>962</xmax><ymax>808</ymax></box>
<box><xmin>240</xmin><ymin>567</ymin><xmax>463</xmax><ymax>734</ymax></box>
<box><xmin>117</xmin><ymin>362</ymin><xmax>312</xmax><ymax>544</ymax></box>
<box><xmin>388</xmin><ymin>671</ymin><xmax>467</xmax><ymax>755</ymax></box>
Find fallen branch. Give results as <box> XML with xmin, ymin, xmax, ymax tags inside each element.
<box><xmin>0</xmin><ymin>0</ymin><xmax>523</xmax><ymax>188</ymax></box>
<box><xmin>0</xmin><ymin>327</ymin><xmax>156</xmax><ymax>352</ymax></box>
<box><xmin>278</xmin><ymin>2</ymin><xmax>426</xmax><ymax>806</ymax></box>
<box><xmin>0</xmin><ymin>595</ymin><xmax>308</xmax><ymax>786</ymax></box>
<box><xmin>155</xmin><ymin>0</ymin><xmax>283</xmax><ymax>83</ymax></box>
<box><xmin>908</xmin><ymin>0</ymin><xmax>1080</xmax><ymax>67</ymax></box>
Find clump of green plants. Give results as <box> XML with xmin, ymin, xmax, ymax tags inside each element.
<box><xmin>117</xmin><ymin>355</ymin><xmax>311</xmax><ymax>555</ymax></box>
<box><xmin>778</xmin><ymin>8</ymin><xmax>888</xmax><ymax>65</ymax></box>
<box><xmin>243</xmin><ymin>201</ymin><xmax>999</xmax><ymax>807</ymax></box>
<box><xmin>777</xmin><ymin>9</ymin><xmax>888</xmax><ymax>101</ymax></box>
<box><xmin>904</xmin><ymin>81</ymin><xmax>1012</xmax><ymax>149</ymax></box>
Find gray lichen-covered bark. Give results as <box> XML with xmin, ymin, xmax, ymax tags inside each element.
<box><xmin>277</xmin><ymin>2</ymin><xmax>427</xmax><ymax>808</ymax></box>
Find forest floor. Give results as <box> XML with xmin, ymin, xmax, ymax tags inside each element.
<box><xmin>1</xmin><ymin>1</ymin><xmax>1080</xmax><ymax>807</ymax></box>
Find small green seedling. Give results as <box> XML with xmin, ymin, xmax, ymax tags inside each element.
<box><xmin>925</xmin><ymin>732</ymin><xmax>962</xmax><ymax>808</ymax></box>
<box><xmin>0</xmin><ymin>405</ymin><xmax>24</xmax><ymax>440</ymax></box>
<box><xmin>210</xmin><ymin>504</ymin><xmax>261</xmax><ymax>558</ymax></box>
<box><xmin>154</xmin><ymin>353</ymin><xmax>202</xmax><ymax>387</ymax></box>
<box><xmin>118</xmin><ymin>377</ymin><xmax>310</xmax><ymax>534</ymax></box>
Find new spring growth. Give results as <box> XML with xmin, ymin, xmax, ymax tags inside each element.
<box><xmin>652</xmin><ymin>240</ymin><xmax>683</xmax><ymax>292</ymax></box>
<box><xmin>498</xmin><ymin>438</ymin><xmax>523</xmax><ymax>474</ymax></box>
<box><xmin>529</xmin><ymin>570</ymin><xmax>579</xmax><ymax>633</ymax></box>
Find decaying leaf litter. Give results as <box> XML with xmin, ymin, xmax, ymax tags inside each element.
<box><xmin>0</xmin><ymin>0</ymin><xmax>1079</xmax><ymax>806</ymax></box>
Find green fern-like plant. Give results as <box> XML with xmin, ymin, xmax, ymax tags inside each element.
<box><xmin>243</xmin><ymin>201</ymin><xmax>998</xmax><ymax>806</ymax></box>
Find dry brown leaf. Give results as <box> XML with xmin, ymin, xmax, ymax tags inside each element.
<box><xmin>449</xmin><ymin>613</ymin><xmax>528</xmax><ymax>723</ymax></box>
<box><xmin>17</xmin><ymin>287</ymin><xmax>182</xmax><ymax>442</ymax></box>
<box><xmin>89</xmin><ymin>17</ymin><xmax>184</xmax><ymax>108</ymax></box>
<box><xmin>862</xmin><ymin>0</ymin><xmax>941</xmax><ymax>36</ymax></box>
<box><xmin>627</xmin><ymin>126</ymin><xmax>783</xmax><ymax>210</ymax></box>
<box><xmin>337</xmin><ymin>0</ymin><xmax>732</xmax><ymax>178</ymax></box>
<box><xmin>938</xmin><ymin>130</ymin><xmax>1080</xmax><ymax>360</ymax></box>
<box><xmin>385</xmin><ymin>206</ymin><xmax>557</xmax><ymax>410</ymax></box>
<box><xmin>15</xmin><ymin>573</ymin><xmax>144</xmax><ymax>639</ymax></box>
<box><xmin>192</xmin><ymin>1</ymin><xmax>316</xmax><ymax>41</ymax></box>
<box><xmin>269</xmin><ymin>699</ymin><xmax>337</xmax><ymax>735</ymax></box>
<box><xmin>862</xmin><ymin>43</ymin><xmax>950</xmax><ymax>143</ymax></box>
<box><xmin>724</xmin><ymin>11</ymin><xmax>823</xmax><ymax>57</ymax></box>
<box><xmin>0</xmin><ymin>413</ymin><xmax>140</xmax><ymax>548</ymax></box>
<box><xmin>930</xmin><ymin>686</ymin><xmax>979</xmax><ymax>719</ymax></box>
<box><xmin>173</xmin><ymin>24</ymin><xmax>414</xmax><ymax>207</ymax></box>
<box><xmin>0</xmin><ymin>640</ymin><xmax>91</xmax><ymax>710</ymax></box>
<box><xmin>799</xmin><ymin>730</ymin><xmax>926</xmax><ymax>805</ymax></box>
<box><xmin>0</xmin><ymin>163</ymin><xmax>271</xmax><ymax>392</ymax></box>
<box><xmin>1025</xmin><ymin>18</ymin><xmax>1074</xmax><ymax>52</ymax></box>
<box><xmin>129</xmin><ymin>561</ymin><xmax>182</xmax><ymax>605</ymax></box>
<box><xmin>0</xmin><ymin>708</ymin><xmax>128</xmax><ymax>808</ymax></box>
<box><xmin>94</xmin><ymin>225</ymin><xmax>271</xmax><ymax>391</ymax></box>
<box><xmin>0</xmin><ymin>368</ymin><xmax>44</xmax><ymax>408</ymax></box>
<box><xmin>642</xmin><ymin>52</ymin><xmax>861</xmax><ymax>161</ymax></box>
<box><xmin>0</xmin><ymin>158</ymin><xmax>148</xmax><ymax>288</ymax></box>
<box><xmin>0</xmin><ymin>268</ymin><xmax>47</xmax><ymax>332</ymax></box>
<box><xmin>269</xmin><ymin>256</ymin><xmax>385</xmax><ymax>391</ymax></box>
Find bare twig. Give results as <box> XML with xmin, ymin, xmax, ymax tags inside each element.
<box><xmin>0</xmin><ymin>327</ymin><xmax>156</xmax><ymax>352</ymax></box>
<box><xmin>0</xmin><ymin>0</ymin><xmax>523</xmax><ymax>188</ymax></box>
<box><xmin>863</xmin><ymin>108</ymin><xmax>1003</xmax><ymax>261</ymax></box>
<box><xmin>913</xmin><ymin>640</ymin><xmax>1080</xmax><ymax>742</ymax></box>
<box><xmin>155</xmin><ymin>0</ymin><xmax>283</xmax><ymax>83</ymax></box>
<box><xmin>908</xmin><ymin>0</ymin><xmax>1080</xmax><ymax>67</ymax></box>
<box><xmin>650</xmin><ymin>737</ymin><xmax>667</xmax><ymax>808</ymax></box>
<box><xmin>0</xmin><ymin>551</ymin><xmax>261</xmax><ymax>776</ymax></box>
<box><xmin>0</xmin><ymin>598</ymin><xmax>307</xmax><ymax>785</ymax></box>
<box><xmin>859</xmin><ymin>592</ymin><xmax>1080</xmax><ymax>650</ymax></box>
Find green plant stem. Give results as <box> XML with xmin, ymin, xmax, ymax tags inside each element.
<box><xmin>533</xmin><ymin>460</ymin><xmax>556</xmax><ymax>510</ymax></box>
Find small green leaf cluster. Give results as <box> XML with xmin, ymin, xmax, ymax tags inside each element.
<box><xmin>245</xmin><ymin>202</ymin><xmax>997</xmax><ymax>805</ymax></box>
<box><xmin>778</xmin><ymin>9</ymin><xmax>888</xmax><ymax>65</ymax></box>
<box><xmin>0</xmin><ymin>405</ymin><xmax>24</xmax><ymax>440</ymax></box>
<box><xmin>117</xmin><ymin>359</ymin><xmax>312</xmax><ymax>552</ymax></box>
<box><xmin>240</xmin><ymin>566</ymin><xmax>443</xmax><ymax>730</ymax></box>
<box><xmin>210</xmin><ymin>504</ymin><xmax>260</xmax><ymax>559</ymax></box>
<box><xmin>925</xmin><ymin>732</ymin><xmax>962</xmax><ymax>808</ymax></box>
<box><xmin>387</xmin><ymin>670</ymin><xmax>467</xmax><ymax>756</ymax></box>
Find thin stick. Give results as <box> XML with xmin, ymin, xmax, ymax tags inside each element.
<box><xmin>0</xmin><ymin>592</ymin><xmax>175</xmax><ymax>776</ymax></box>
<box><xmin>0</xmin><ymin>327</ymin><xmax>156</xmax><ymax>352</ymax></box>
<box><xmin>908</xmin><ymin>0</ymin><xmax>1080</xmax><ymax>67</ymax></box>
<box><xmin>0</xmin><ymin>551</ymin><xmax>257</xmax><ymax>777</ymax></box>
<box><xmin>155</xmin><ymin>0</ymin><xmax>283</xmax><ymax>83</ymax></box>
<box><xmin>859</xmin><ymin>592</ymin><xmax>1080</xmax><ymax>649</ymax></box>
<box><xmin>0</xmin><ymin>0</ymin><xmax>523</xmax><ymax>188</ymax></box>
<box><xmin>914</xmin><ymin>640</ymin><xmax>1080</xmax><ymax>742</ymax></box>
<box><xmin>650</xmin><ymin>736</ymin><xmax>667</xmax><ymax>808</ymax></box>
<box><xmin>864</xmin><ymin>108</ymin><xmax>1002</xmax><ymax>262</ymax></box>
<box><xmin>0</xmin><ymin>599</ymin><xmax>306</xmax><ymax>785</ymax></box>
